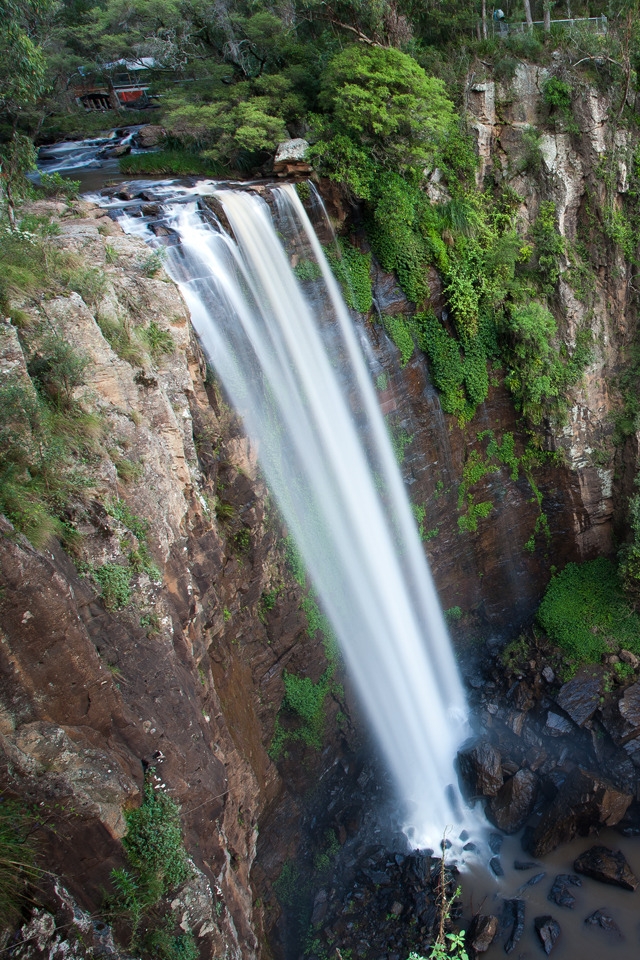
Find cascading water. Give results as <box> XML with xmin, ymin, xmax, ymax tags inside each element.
<box><xmin>113</xmin><ymin>180</ymin><xmax>473</xmax><ymax>847</ymax></box>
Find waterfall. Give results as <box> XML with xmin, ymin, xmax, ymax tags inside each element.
<box><xmin>117</xmin><ymin>181</ymin><xmax>471</xmax><ymax>847</ymax></box>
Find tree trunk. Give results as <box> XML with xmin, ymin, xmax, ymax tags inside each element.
<box><xmin>543</xmin><ymin>0</ymin><xmax>552</xmax><ymax>32</ymax></box>
<box><xmin>107</xmin><ymin>78</ymin><xmax>122</xmax><ymax>112</ymax></box>
<box><xmin>523</xmin><ymin>0</ymin><xmax>533</xmax><ymax>28</ymax></box>
<box><xmin>482</xmin><ymin>0</ymin><xmax>487</xmax><ymax>39</ymax></box>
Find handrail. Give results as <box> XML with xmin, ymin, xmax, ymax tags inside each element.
<box><xmin>488</xmin><ymin>14</ymin><xmax>607</xmax><ymax>35</ymax></box>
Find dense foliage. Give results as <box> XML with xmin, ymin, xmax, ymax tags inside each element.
<box><xmin>537</xmin><ymin>558</ymin><xmax>640</xmax><ymax>667</ymax></box>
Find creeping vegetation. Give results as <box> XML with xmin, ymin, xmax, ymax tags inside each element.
<box><xmin>107</xmin><ymin>773</ymin><xmax>192</xmax><ymax>952</ymax></box>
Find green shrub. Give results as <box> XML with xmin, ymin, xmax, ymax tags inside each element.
<box><xmin>0</xmin><ymin>370</ymin><xmax>98</xmax><ymax>547</ymax></box>
<box><xmin>123</xmin><ymin>778</ymin><xmax>190</xmax><ymax>892</ymax></box>
<box><xmin>537</xmin><ymin>558</ymin><xmax>640</xmax><ymax>666</ymax></box>
<box><xmin>284</xmin><ymin>534</ymin><xmax>305</xmax><ymax>586</ymax></box>
<box><xmin>316</xmin><ymin>44</ymin><xmax>456</xmax><ymax>174</ymax></box>
<box><xmin>93</xmin><ymin>562</ymin><xmax>132</xmax><ymax>610</ymax></box>
<box><xmin>108</xmin><ymin>774</ymin><xmax>191</xmax><ymax>948</ymax></box>
<box><xmin>0</xmin><ymin>798</ymin><xmax>40</xmax><ymax>928</ymax></box>
<box><xmin>294</xmin><ymin>259</ymin><xmax>322</xmax><ymax>282</ymax></box>
<box><xmin>542</xmin><ymin>76</ymin><xmax>572</xmax><ymax>113</ymax></box>
<box><xmin>143</xmin><ymin>321</ymin><xmax>174</xmax><ymax>359</ymax></box>
<box><xmin>382</xmin><ymin>314</ymin><xmax>414</xmax><ymax>366</ymax></box>
<box><xmin>39</xmin><ymin>171</ymin><xmax>80</xmax><ymax>199</ymax></box>
<box><xmin>531</xmin><ymin>201</ymin><xmax>564</xmax><ymax>294</ymax></box>
<box><xmin>282</xmin><ymin>670</ymin><xmax>328</xmax><ymax>749</ymax></box>
<box><xmin>324</xmin><ymin>238</ymin><xmax>372</xmax><ymax>312</ymax></box>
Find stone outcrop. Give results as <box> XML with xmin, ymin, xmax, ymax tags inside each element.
<box><xmin>527</xmin><ymin>769</ymin><xmax>632</xmax><ymax>857</ymax></box>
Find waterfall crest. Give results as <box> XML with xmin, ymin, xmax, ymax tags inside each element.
<box><xmin>118</xmin><ymin>181</ymin><xmax>471</xmax><ymax>847</ymax></box>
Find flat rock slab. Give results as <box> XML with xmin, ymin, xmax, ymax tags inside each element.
<box><xmin>574</xmin><ymin>845</ymin><xmax>638</xmax><ymax>890</ymax></box>
<box><xmin>584</xmin><ymin>909</ymin><xmax>623</xmax><ymax>938</ymax></box>
<box><xmin>556</xmin><ymin>666</ymin><xmax>604</xmax><ymax>726</ymax></box>
<box><xmin>535</xmin><ymin>915</ymin><xmax>561</xmax><ymax>955</ymax></box>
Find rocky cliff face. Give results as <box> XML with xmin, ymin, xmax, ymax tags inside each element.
<box><xmin>3</xmin><ymin>65</ymin><xmax>640</xmax><ymax>960</ymax></box>
<box><xmin>0</xmin><ymin>200</ymin><xmax>349</xmax><ymax>960</ymax></box>
<box><xmin>350</xmin><ymin>62</ymin><xmax>640</xmax><ymax>635</ymax></box>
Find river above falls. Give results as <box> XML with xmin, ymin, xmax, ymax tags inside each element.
<box><xmin>36</xmin><ymin>126</ymin><xmax>154</xmax><ymax>191</ymax></box>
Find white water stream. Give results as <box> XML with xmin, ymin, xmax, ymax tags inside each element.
<box><xmin>116</xmin><ymin>181</ymin><xmax>473</xmax><ymax>847</ymax></box>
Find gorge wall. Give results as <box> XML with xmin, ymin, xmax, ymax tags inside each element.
<box><xmin>2</xmin><ymin>61</ymin><xmax>640</xmax><ymax>960</ymax></box>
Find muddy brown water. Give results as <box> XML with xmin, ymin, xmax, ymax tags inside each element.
<box><xmin>460</xmin><ymin>829</ymin><xmax>640</xmax><ymax>957</ymax></box>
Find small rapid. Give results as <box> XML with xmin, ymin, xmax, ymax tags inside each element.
<box><xmin>104</xmin><ymin>178</ymin><xmax>475</xmax><ymax>848</ymax></box>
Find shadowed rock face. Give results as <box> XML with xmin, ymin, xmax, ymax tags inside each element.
<box><xmin>487</xmin><ymin>768</ymin><xmax>538</xmax><ymax>834</ymax></box>
<box><xmin>527</xmin><ymin>770</ymin><xmax>632</xmax><ymax>857</ymax></box>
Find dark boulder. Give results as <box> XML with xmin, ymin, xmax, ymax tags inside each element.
<box><xmin>466</xmin><ymin>914</ymin><xmax>498</xmax><ymax>953</ymax></box>
<box><xmin>489</xmin><ymin>857</ymin><xmax>504</xmax><ymax>877</ymax></box>
<box><xmin>457</xmin><ymin>739</ymin><xmax>503</xmax><ymax>798</ymax></box>
<box><xmin>514</xmin><ymin>860</ymin><xmax>539</xmax><ymax>870</ymax></box>
<box><xmin>574</xmin><ymin>845</ymin><xmax>638</xmax><ymax>890</ymax></box>
<box><xmin>134</xmin><ymin>124</ymin><xmax>165</xmax><ymax>148</ymax></box>
<box><xmin>503</xmin><ymin>899</ymin><xmax>525</xmax><ymax>954</ymax></box>
<box><xmin>555</xmin><ymin>665</ymin><xmax>604</xmax><ymax>726</ymax></box>
<box><xmin>487</xmin><ymin>768</ymin><xmax>537</xmax><ymax>834</ymax></box>
<box><xmin>534</xmin><ymin>916</ymin><xmax>561</xmax><ymax>955</ymax></box>
<box><xmin>584</xmin><ymin>909</ymin><xmax>623</xmax><ymax>938</ymax></box>
<box><xmin>488</xmin><ymin>832</ymin><xmax>503</xmax><ymax>854</ymax></box>
<box><xmin>526</xmin><ymin>768</ymin><xmax>632</xmax><ymax>857</ymax></box>
<box><xmin>547</xmin><ymin>874</ymin><xmax>582</xmax><ymax>909</ymax></box>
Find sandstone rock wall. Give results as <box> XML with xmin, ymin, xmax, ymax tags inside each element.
<box><xmin>0</xmin><ymin>201</ymin><xmax>347</xmax><ymax>959</ymax></box>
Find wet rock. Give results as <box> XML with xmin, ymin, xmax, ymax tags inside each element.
<box><xmin>584</xmin><ymin>909</ymin><xmax>623</xmax><ymax>938</ymax></box>
<box><xmin>545</xmin><ymin>711</ymin><xmax>575</xmax><ymax>736</ymax></box>
<box><xmin>489</xmin><ymin>857</ymin><xmax>504</xmax><ymax>877</ymax></box>
<box><xmin>514</xmin><ymin>860</ymin><xmax>539</xmax><ymax>870</ymax></box>
<box><xmin>547</xmin><ymin>874</ymin><xmax>581</xmax><ymax>909</ymax></box>
<box><xmin>542</xmin><ymin>666</ymin><xmax>555</xmax><ymax>683</ymax></box>
<box><xmin>574</xmin><ymin>845</ymin><xmax>638</xmax><ymax>890</ymax></box>
<box><xmin>526</xmin><ymin>768</ymin><xmax>632</xmax><ymax>857</ymax></box>
<box><xmin>515</xmin><ymin>871</ymin><xmax>545</xmax><ymax>894</ymax></box>
<box><xmin>466</xmin><ymin>914</ymin><xmax>498</xmax><ymax>953</ymax></box>
<box><xmin>487</xmin><ymin>768</ymin><xmax>537</xmax><ymax>834</ymax></box>
<box><xmin>457</xmin><ymin>738</ymin><xmax>503</xmax><ymax>798</ymax></box>
<box><xmin>488</xmin><ymin>832</ymin><xmax>503</xmax><ymax>854</ymax></box>
<box><xmin>503</xmin><ymin>899</ymin><xmax>525</xmax><ymax>954</ymax></box>
<box><xmin>463</xmin><ymin>842</ymin><xmax>477</xmax><ymax>852</ymax></box>
<box><xmin>555</xmin><ymin>665</ymin><xmax>604</xmax><ymax>726</ymax></box>
<box><xmin>534</xmin><ymin>915</ymin><xmax>561</xmax><ymax>955</ymax></box>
